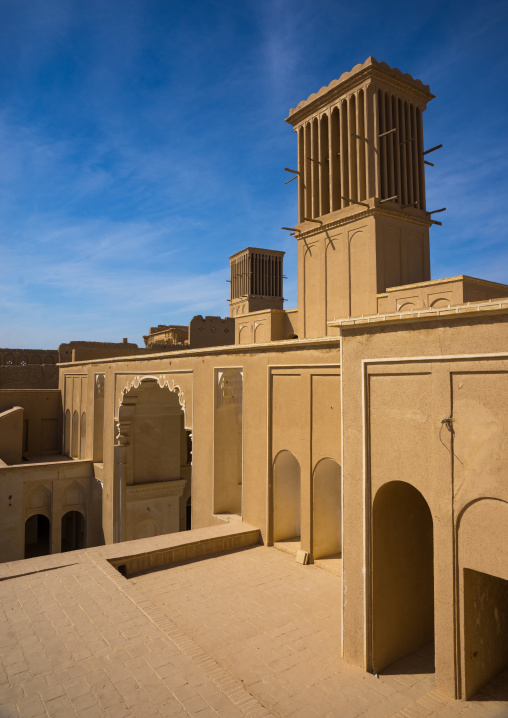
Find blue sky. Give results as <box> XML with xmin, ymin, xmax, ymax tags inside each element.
<box><xmin>1</xmin><ymin>0</ymin><xmax>508</xmax><ymax>349</ymax></box>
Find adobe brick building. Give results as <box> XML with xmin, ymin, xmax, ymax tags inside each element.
<box><xmin>0</xmin><ymin>58</ymin><xmax>507</xmax><ymax>702</ymax></box>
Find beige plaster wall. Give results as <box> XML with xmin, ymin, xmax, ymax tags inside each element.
<box><xmin>0</xmin><ymin>390</ymin><xmax>61</xmax><ymax>457</ymax></box>
<box><xmin>377</xmin><ymin>275</ymin><xmax>508</xmax><ymax>314</ymax></box>
<box><xmin>0</xmin><ymin>459</ymin><xmax>98</xmax><ymax>562</ymax></box>
<box><xmin>340</xmin><ymin>311</ymin><xmax>508</xmax><ymax>698</ymax></box>
<box><xmin>0</xmin><ymin>407</ymin><xmax>23</xmax><ymax>465</ymax></box>
<box><xmin>235</xmin><ymin>309</ymin><xmax>299</xmax><ymax>345</ymax></box>
<box><xmin>59</xmin><ymin>340</ymin><xmax>341</xmax><ymax>553</ymax></box>
<box><xmin>296</xmin><ymin>212</ymin><xmax>430</xmax><ymax>337</ymax></box>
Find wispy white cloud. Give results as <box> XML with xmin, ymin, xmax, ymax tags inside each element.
<box><xmin>1</xmin><ymin>0</ymin><xmax>508</xmax><ymax>349</ymax></box>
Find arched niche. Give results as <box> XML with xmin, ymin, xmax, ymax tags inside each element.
<box><xmin>61</xmin><ymin>510</ymin><xmax>85</xmax><ymax>552</ymax></box>
<box><xmin>25</xmin><ymin>514</ymin><xmax>50</xmax><ymax>558</ymax></box>
<box><xmin>430</xmin><ymin>297</ymin><xmax>451</xmax><ymax>309</ymax></box>
<box><xmin>64</xmin><ymin>410</ymin><xmax>71</xmax><ymax>456</ymax></box>
<box><xmin>398</xmin><ymin>302</ymin><xmax>416</xmax><ymax>312</ymax></box>
<box><xmin>118</xmin><ymin>374</ymin><xmax>190</xmax><ymax>430</ymax></box>
<box><xmin>313</xmin><ymin>458</ymin><xmax>341</xmax><ymax>559</ymax></box>
<box><xmin>71</xmin><ymin>411</ymin><xmax>79</xmax><ymax>458</ymax></box>
<box><xmin>239</xmin><ymin>326</ymin><xmax>250</xmax><ymax>345</ymax></box>
<box><xmin>273</xmin><ymin>450</ymin><xmax>301</xmax><ymax>543</ymax></box>
<box><xmin>458</xmin><ymin>498</ymin><xmax>508</xmax><ymax>699</ymax></box>
<box><xmin>254</xmin><ymin>323</ymin><xmax>266</xmax><ymax>344</ymax></box>
<box><xmin>134</xmin><ymin>519</ymin><xmax>159</xmax><ymax>540</ymax></box>
<box><xmin>93</xmin><ymin>374</ymin><xmax>105</xmax><ymax>462</ymax></box>
<box><xmin>80</xmin><ymin>412</ymin><xmax>86</xmax><ymax>459</ymax></box>
<box><xmin>117</xmin><ymin>377</ymin><xmax>186</xmax><ymax>486</ymax></box>
<box><xmin>214</xmin><ymin>369</ymin><xmax>243</xmax><ymax>516</ymax></box>
<box><xmin>372</xmin><ymin>481</ymin><xmax>434</xmax><ymax>673</ymax></box>
<box><xmin>115</xmin><ymin>377</ymin><xmax>192</xmax><ymax>544</ymax></box>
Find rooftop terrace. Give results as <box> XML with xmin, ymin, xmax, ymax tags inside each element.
<box><xmin>1</xmin><ymin>524</ymin><xmax>507</xmax><ymax>717</ymax></box>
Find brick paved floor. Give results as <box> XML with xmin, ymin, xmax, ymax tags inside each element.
<box><xmin>0</xmin><ymin>541</ymin><xmax>507</xmax><ymax>717</ymax></box>
<box><xmin>133</xmin><ymin>546</ymin><xmax>508</xmax><ymax>718</ymax></box>
<box><xmin>0</xmin><ymin>551</ymin><xmax>267</xmax><ymax>718</ymax></box>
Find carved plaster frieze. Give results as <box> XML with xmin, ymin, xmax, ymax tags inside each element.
<box><xmin>125</xmin><ymin>479</ymin><xmax>187</xmax><ymax>501</ymax></box>
<box><xmin>118</xmin><ymin>375</ymin><xmax>187</xmax><ymax>417</ymax></box>
<box><xmin>95</xmin><ymin>374</ymin><xmax>105</xmax><ymax>399</ymax></box>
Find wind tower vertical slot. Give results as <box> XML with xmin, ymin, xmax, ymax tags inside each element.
<box><xmin>340</xmin><ymin>100</ymin><xmax>349</xmax><ymax>207</ymax></box>
<box><xmin>405</xmin><ymin>101</ymin><xmax>414</xmax><ymax>206</ymax></box>
<box><xmin>312</xmin><ymin>117</ymin><xmax>319</xmax><ymax>217</ymax></box>
<box><xmin>331</xmin><ymin>107</ymin><xmax>340</xmax><ymax>211</ymax></box>
<box><xmin>305</xmin><ymin>123</ymin><xmax>312</xmax><ymax>219</ymax></box>
<box><xmin>358</xmin><ymin>89</ymin><xmax>367</xmax><ymax>201</ymax></box>
<box><xmin>379</xmin><ymin>90</ymin><xmax>388</xmax><ymax>200</ymax></box>
<box><xmin>416</xmin><ymin>108</ymin><xmax>426</xmax><ymax>210</ymax></box>
<box><xmin>410</xmin><ymin>105</ymin><xmax>420</xmax><ymax>207</ymax></box>
<box><xmin>385</xmin><ymin>93</ymin><xmax>399</xmax><ymax>199</ymax></box>
<box><xmin>298</xmin><ymin>126</ymin><xmax>305</xmax><ymax>223</ymax></box>
<box><xmin>349</xmin><ymin>94</ymin><xmax>358</xmax><ymax>202</ymax></box>
<box><xmin>320</xmin><ymin>114</ymin><xmax>330</xmax><ymax>215</ymax></box>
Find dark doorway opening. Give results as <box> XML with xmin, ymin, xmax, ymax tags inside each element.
<box><xmin>25</xmin><ymin>514</ymin><xmax>50</xmax><ymax>558</ymax></box>
<box><xmin>464</xmin><ymin>569</ymin><xmax>508</xmax><ymax>699</ymax></box>
<box><xmin>61</xmin><ymin>511</ymin><xmax>85</xmax><ymax>552</ymax></box>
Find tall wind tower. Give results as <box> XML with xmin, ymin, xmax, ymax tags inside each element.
<box><xmin>285</xmin><ymin>57</ymin><xmax>436</xmax><ymax>338</ymax></box>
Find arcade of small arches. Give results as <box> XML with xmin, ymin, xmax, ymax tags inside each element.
<box><xmin>272</xmin><ymin>451</ymin><xmax>342</xmax><ymax>561</ymax></box>
<box><xmin>64</xmin><ymin>408</ymin><xmax>87</xmax><ymax>459</ymax></box>
<box><xmin>24</xmin><ymin>510</ymin><xmax>86</xmax><ymax>558</ymax></box>
<box><xmin>0</xmin><ymin>350</ymin><xmax>58</xmax><ymax>366</ymax></box>
<box><xmin>23</xmin><ymin>480</ymin><xmax>89</xmax><ymax>558</ymax></box>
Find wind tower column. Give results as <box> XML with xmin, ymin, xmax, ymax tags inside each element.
<box><xmin>285</xmin><ymin>57</ymin><xmax>435</xmax><ymax>337</ymax></box>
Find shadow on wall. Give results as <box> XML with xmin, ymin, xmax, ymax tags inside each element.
<box><xmin>273</xmin><ymin>450</ymin><xmax>301</xmax><ymax>542</ymax></box>
<box><xmin>372</xmin><ymin>481</ymin><xmax>434</xmax><ymax>675</ymax></box>
<box><xmin>313</xmin><ymin>458</ymin><xmax>341</xmax><ymax>560</ymax></box>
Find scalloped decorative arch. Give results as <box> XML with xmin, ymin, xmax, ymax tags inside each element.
<box><xmin>118</xmin><ymin>375</ymin><xmax>188</xmax><ymax>427</ymax></box>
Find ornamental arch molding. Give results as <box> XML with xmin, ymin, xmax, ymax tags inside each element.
<box><xmin>116</xmin><ymin>374</ymin><xmax>192</xmax><ymax>431</ymax></box>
